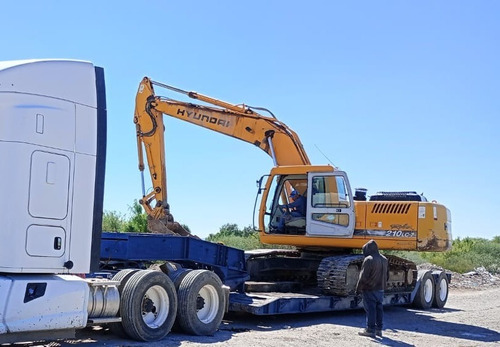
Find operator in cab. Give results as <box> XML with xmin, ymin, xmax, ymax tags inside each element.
<box><xmin>277</xmin><ymin>190</ymin><xmax>307</xmax><ymax>232</ymax></box>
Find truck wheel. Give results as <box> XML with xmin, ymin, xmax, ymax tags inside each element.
<box><xmin>109</xmin><ymin>269</ymin><xmax>139</xmax><ymax>338</ymax></box>
<box><xmin>413</xmin><ymin>271</ymin><xmax>434</xmax><ymax>309</ymax></box>
<box><xmin>112</xmin><ymin>269</ymin><xmax>139</xmax><ymax>288</ymax></box>
<box><xmin>120</xmin><ymin>270</ymin><xmax>177</xmax><ymax>341</ymax></box>
<box><xmin>177</xmin><ymin>269</ymin><xmax>225</xmax><ymax>335</ymax></box>
<box><xmin>432</xmin><ymin>271</ymin><xmax>449</xmax><ymax>308</ymax></box>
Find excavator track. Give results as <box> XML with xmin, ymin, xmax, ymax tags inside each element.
<box><xmin>246</xmin><ymin>249</ymin><xmax>319</xmax><ymax>285</ymax></box>
<box><xmin>317</xmin><ymin>254</ymin><xmax>418</xmax><ymax>296</ymax></box>
<box><xmin>245</xmin><ymin>250</ymin><xmax>418</xmax><ymax>297</ymax></box>
<box><xmin>384</xmin><ymin>255</ymin><xmax>417</xmax><ymax>293</ymax></box>
<box><xmin>317</xmin><ymin>255</ymin><xmax>364</xmax><ymax>296</ymax></box>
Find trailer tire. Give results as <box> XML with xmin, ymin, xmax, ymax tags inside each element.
<box><xmin>171</xmin><ymin>269</ymin><xmax>192</xmax><ymax>333</ymax></box>
<box><xmin>177</xmin><ymin>269</ymin><xmax>225</xmax><ymax>335</ymax></box>
<box><xmin>120</xmin><ymin>270</ymin><xmax>177</xmax><ymax>341</ymax></box>
<box><xmin>413</xmin><ymin>271</ymin><xmax>434</xmax><ymax>309</ymax></box>
<box><xmin>109</xmin><ymin>269</ymin><xmax>139</xmax><ymax>338</ymax></box>
<box><xmin>173</xmin><ymin>269</ymin><xmax>192</xmax><ymax>290</ymax></box>
<box><xmin>432</xmin><ymin>272</ymin><xmax>449</xmax><ymax>308</ymax></box>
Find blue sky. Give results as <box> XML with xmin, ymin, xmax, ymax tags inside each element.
<box><xmin>1</xmin><ymin>1</ymin><xmax>498</xmax><ymax>240</ymax></box>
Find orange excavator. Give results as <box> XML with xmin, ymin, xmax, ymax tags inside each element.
<box><xmin>134</xmin><ymin>77</ymin><xmax>452</xmax><ymax>297</ymax></box>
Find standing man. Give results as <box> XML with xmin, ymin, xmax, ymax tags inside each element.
<box><xmin>356</xmin><ymin>239</ymin><xmax>388</xmax><ymax>338</ymax></box>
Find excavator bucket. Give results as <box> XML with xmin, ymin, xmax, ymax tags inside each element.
<box><xmin>147</xmin><ymin>215</ymin><xmax>198</xmax><ymax>238</ymax></box>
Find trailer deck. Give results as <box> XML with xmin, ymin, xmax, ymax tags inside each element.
<box><xmin>99</xmin><ymin>232</ymin><xmax>421</xmax><ymax>316</ymax></box>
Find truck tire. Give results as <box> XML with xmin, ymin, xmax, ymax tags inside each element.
<box><xmin>120</xmin><ymin>270</ymin><xmax>177</xmax><ymax>341</ymax></box>
<box><xmin>432</xmin><ymin>271</ymin><xmax>449</xmax><ymax>308</ymax></box>
<box><xmin>109</xmin><ymin>269</ymin><xmax>139</xmax><ymax>338</ymax></box>
<box><xmin>113</xmin><ymin>269</ymin><xmax>140</xmax><ymax>289</ymax></box>
<box><xmin>413</xmin><ymin>271</ymin><xmax>435</xmax><ymax>309</ymax></box>
<box><xmin>176</xmin><ymin>269</ymin><xmax>225</xmax><ymax>336</ymax></box>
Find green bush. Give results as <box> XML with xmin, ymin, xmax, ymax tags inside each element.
<box><xmin>383</xmin><ymin>250</ymin><xmax>426</xmax><ymax>265</ymax></box>
<box><xmin>206</xmin><ymin>224</ymin><xmax>293</xmax><ymax>250</ymax></box>
<box><xmin>102</xmin><ymin>210</ymin><xmax>126</xmax><ymax>232</ymax></box>
<box><xmin>207</xmin><ymin>234</ymin><xmax>263</xmax><ymax>250</ymax></box>
<box><xmin>102</xmin><ymin>200</ymin><xmax>148</xmax><ymax>233</ymax></box>
<box><xmin>420</xmin><ymin>237</ymin><xmax>500</xmax><ymax>274</ymax></box>
<box><xmin>207</xmin><ymin>223</ymin><xmax>255</xmax><ymax>239</ymax></box>
<box><xmin>351</xmin><ymin>237</ymin><xmax>500</xmax><ymax>275</ymax></box>
<box><xmin>124</xmin><ymin>200</ymin><xmax>148</xmax><ymax>233</ymax></box>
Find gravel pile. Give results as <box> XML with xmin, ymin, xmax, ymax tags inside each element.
<box><xmin>417</xmin><ymin>263</ymin><xmax>500</xmax><ymax>290</ymax></box>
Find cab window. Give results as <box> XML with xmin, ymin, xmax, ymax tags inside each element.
<box><xmin>311</xmin><ymin>175</ymin><xmax>351</xmax><ymax>208</ymax></box>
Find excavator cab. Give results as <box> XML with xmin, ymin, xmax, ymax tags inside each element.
<box><xmin>257</xmin><ymin>165</ymin><xmax>355</xmax><ymax>239</ymax></box>
<box><xmin>266</xmin><ymin>174</ymin><xmax>308</xmax><ymax>234</ymax></box>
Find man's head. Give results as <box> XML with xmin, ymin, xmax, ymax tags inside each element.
<box><xmin>290</xmin><ymin>190</ymin><xmax>300</xmax><ymax>200</ymax></box>
<box><xmin>362</xmin><ymin>239</ymin><xmax>379</xmax><ymax>257</ymax></box>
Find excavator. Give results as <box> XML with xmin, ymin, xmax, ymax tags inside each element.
<box><xmin>134</xmin><ymin>77</ymin><xmax>452</xmax><ymax>297</ymax></box>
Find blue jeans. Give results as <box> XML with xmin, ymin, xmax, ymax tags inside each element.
<box><xmin>362</xmin><ymin>290</ymin><xmax>384</xmax><ymax>331</ymax></box>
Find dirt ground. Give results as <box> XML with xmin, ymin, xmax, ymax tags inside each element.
<box><xmin>15</xmin><ymin>286</ymin><xmax>500</xmax><ymax>347</ymax></box>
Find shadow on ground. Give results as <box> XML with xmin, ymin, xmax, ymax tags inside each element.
<box><xmin>14</xmin><ymin>305</ymin><xmax>500</xmax><ymax>346</ymax></box>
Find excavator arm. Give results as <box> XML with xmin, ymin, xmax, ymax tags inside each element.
<box><xmin>134</xmin><ymin>77</ymin><xmax>311</xmax><ymax>234</ymax></box>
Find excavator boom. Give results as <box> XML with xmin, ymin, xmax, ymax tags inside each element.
<box><xmin>134</xmin><ymin>77</ymin><xmax>310</xmax><ymax>234</ymax></box>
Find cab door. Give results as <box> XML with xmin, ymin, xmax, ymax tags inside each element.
<box><xmin>306</xmin><ymin>171</ymin><xmax>355</xmax><ymax>237</ymax></box>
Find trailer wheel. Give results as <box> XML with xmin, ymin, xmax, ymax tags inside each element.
<box><xmin>432</xmin><ymin>272</ymin><xmax>449</xmax><ymax>308</ymax></box>
<box><xmin>173</xmin><ymin>269</ymin><xmax>191</xmax><ymax>290</ymax></box>
<box><xmin>413</xmin><ymin>271</ymin><xmax>434</xmax><ymax>309</ymax></box>
<box><xmin>177</xmin><ymin>269</ymin><xmax>225</xmax><ymax>336</ymax></box>
<box><xmin>109</xmin><ymin>269</ymin><xmax>139</xmax><ymax>338</ymax></box>
<box><xmin>171</xmin><ymin>270</ymin><xmax>192</xmax><ymax>333</ymax></box>
<box><xmin>120</xmin><ymin>270</ymin><xmax>177</xmax><ymax>341</ymax></box>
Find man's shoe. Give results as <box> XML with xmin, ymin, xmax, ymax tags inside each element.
<box><xmin>358</xmin><ymin>329</ymin><xmax>375</xmax><ymax>338</ymax></box>
<box><xmin>375</xmin><ymin>330</ymin><xmax>383</xmax><ymax>337</ymax></box>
